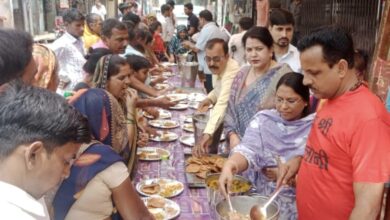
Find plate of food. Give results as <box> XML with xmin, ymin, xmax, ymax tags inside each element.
<box><xmin>164</xmin><ymin>93</ymin><xmax>188</xmax><ymax>102</ymax></box>
<box><xmin>169</xmin><ymin>103</ymin><xmax>188</xmax><ymax>110</ymax></box>
<box><xmin>154</xmin><ymin>83</ymin><xmax>170</xmax><ymax>90</ymax></box>
<box><xmin>142</xmin><ymin>196</ymin><xmax>180</xmax><ymax>220</ymax></box>
<box><xmin>187</xmin><ymin>92</ymin><xmax>207</xmax><ymax>102</ymax></box>
<box><xmin>151</xmin><ymin>75</ymin><xmax>168</xmax><ymax>81</ymax></box>
<box><xmin>188</xmin><ymin>102</ymin><xmax>213</xmax><ymax>110</ymax></box>
<box><xmin>161</xmin><ymin>62</ymin><xmax>177</xmax><ymax>67</ymax></box>
<box><xmin>184</xmin><ymin>115</ymin><xmax>193</xmax><ymax>123</ymax></box>
<box><xmin>137</xmin><ymin>147</ymin><xmax>170</xmax><ymax>161</ymax></box>
<box><xmin>144</xmin><ymin>109</ymin><xmax>172</xmax><ymax>119</ymax></box>
<box><xmin>162</xmin><ymin>71</ymin><xmax>175</xmax><ymax>77</ymax></box>
<box><xmin>179</xmin><ymin>135</ymin><xmax>195</xmax><ymax>147</ymax></box>
<box><xmin>182</xmin><ymin>123</ymin><xmax>194</xmax><ymax>133</ymax></box>
<box><xmin>137</xmin><ymin>178</ymin><xmax>184</xmax><ymax>198</ymax></box>
<box><xmin>150</xmin><ymin>131</ymin><xmax>179</xmax><ymax>142</ymax></box>
<box><xmin>149</xmin><ymin>120</ymin><xmax>179</xmax><ymax>129</ymax></box>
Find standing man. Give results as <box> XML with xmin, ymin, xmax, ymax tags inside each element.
<box><xmin>83</xmin><ymin>13</ymin><xmax>103</xmax><ymax>51</ymax></box>
<box><xmin>91</xmin><ymin>18</ymin><xmax>129</xmax><ymax>54</ymax></box>
<box><xmin>166</xmin><ymin>0</ymin><xmax>177</xmax><ymax>27</ymax></box>
<box><xmin>193</xmin><ymin>39</ymin><xmax>240</xmax><ymax>156</ymax></box>
<box><xmin>50</xmin><ymin>9</ymin><xmax>86</xmax><ymax>91</ymax></box>
<box><xmin>279</xmin><ymin>26</ymin><xmax>390</xmax><ymax>220</ymax></box>
<box><xmin>268</xmin><ymin>8</ymin><xmax>301</xmax><ymax>72</ymax></box>
<box><xmin>184</xmin><ymin>3</ymin><xmax>199</xmax><ymax>36</ymax></box>
<box><xmin>182</xmin><ymin>10</ymin><xmax>229</xmax><ymax>93</ymax></box>
<box><xmin>160</xmin><ymin>4</ymin><xmax>175</xmax><ymax>46</ymax></box>
<box><xmin>118</xmin><ymin>2</ymin><xmax>132</xmax><ymax>21</ymax></box>
<box><xmin>91</xmin><ymin>0</ymin><xmax>107</xmax><ymax>20</ymax></box>
<box><xmin>228</xmin><ymin>17</ymin><xmax>253</xmax><ymax>65</ymax></box>
<box><xmin>0</xmin><ymin>82</ymin><xmax>91</xmax><ymax>219</ymax></box>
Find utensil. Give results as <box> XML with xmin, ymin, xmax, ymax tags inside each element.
<box><xmin>250</xmin><ymin>186</ymin><xmax>283</xmax><ymax>220</ymax></box>
<box><xmin>226</xmin><ymin>186</ymin><xmax>235</xmax><ymax>213</ymax></box>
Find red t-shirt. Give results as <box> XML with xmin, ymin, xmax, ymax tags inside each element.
<box><xmin>297</xmin><ymin>86</ymin><xmax>390</xmax><ymax>220</ymax></box>
<box><xmin>152</xmin><ymin>32</ymin><xmax>165</xmax><ymax>53</ymax></box>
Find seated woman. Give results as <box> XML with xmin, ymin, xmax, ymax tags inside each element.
<box><xmin>224</xmin><ymin>27</ymin><xmax>292</xmax><ymax>150</ymax></box>
<box><xmin>53</xmin><ymin>88</ymin><xmax>153</xmax><ymax>220</ymax></box>
<box><xmin>168</xmin><ymin>25</ymin><xmax>190</xmax><ymax>63</ymax></box>
<box><xmin>92</xmin><ymin>54</ymin><xmax>141</xmax><ymax>172</ymax></box>
<box><xmin>219</xmin><ymin>72</ymin><xmax>315</xmax><ymax>219</ymax></box>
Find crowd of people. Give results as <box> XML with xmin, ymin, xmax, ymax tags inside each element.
<box><xmin>0</xmin><ymin>0</ymin><xmax>389</xmax><ymax>220</ymax></box>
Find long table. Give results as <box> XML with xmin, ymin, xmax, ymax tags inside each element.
<box><xmin>134</xmin><ymin>68</ymin><xmax>215</xmax><ymax>220</ymax></box>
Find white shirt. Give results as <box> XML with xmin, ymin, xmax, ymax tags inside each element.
<box><xmin>195</xmin><ymin>22</ymin><xmax>229</xmax><ymax>75</ymax></box>
<box><xmin>275</xmin><ymin>44</ymin><xmax>301</xmax><ymax>73</ymax></box>
<box><xmin>161</xmin><ymin>16</ymin><xmax>175</xmax><ymax>42</ymax></box>
<box><xmin>91</xmin><ymin>5</ymin><xmax>106</xmax><ymax>20</ymax></box>
<box><xmin>50</xmin><ymin>32</ymin><xmax>86</xmax><ymax>90</ymax></box>
<box><xmin>0</xmin><ymin>181</ymin><xmax>50</xmax><ymax>220</ymax></box>
<box><xmin>228</xmin><ymin>31</ymin><xmax>247</xmax><ymax>65</ymax></box>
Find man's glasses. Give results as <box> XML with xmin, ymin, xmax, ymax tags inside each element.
<box><xmin>204</xmin><ymin>56</ymin><xmax>225</xmax><ymax>63</ymax></box>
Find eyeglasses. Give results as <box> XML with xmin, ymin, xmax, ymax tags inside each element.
<box><xmin>204</xmin><ymin>56</ymin><xmax>225</xmax><ymax>63</ymax></box>
<box><xmin>274</xmin><ymin>97</ymin><xmax>302</xmax><ymax>106</ymax></box>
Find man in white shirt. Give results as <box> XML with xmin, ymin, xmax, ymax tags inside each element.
<box><xmin>0</xmin><ymin>83</ymin><xmax>91</xmax><ymax>220</ymax></box>
<box><xmin>160</xmin><ymin>4</ymin><xmax>175</xmax><ymax>45</ymax></box>
<box><xmin>91</xmin><ymin>0</ymin><xmax>107</xmax><ymax>20</ymax></box>
<box><xmin>193</xmin><ymin>39</ymin><xmax>240</xmax><ymax>156</ymax></box>
<box><xmin>182</xmin><ymin>10</ymin><xmax>229</xmax><ymax>93</ymax></box>
<box><xmin>269</xmin><ymin>8</ymin><xmax>301</xmax><ymax>72</ymax></box>
<box><xmin>228</xmin><ymin>17</ymin><xmax>253</xmax><ymax>65</ymax></box>
<box><xmin>50</xmin><ymin>9</ymin><xmax>86</xmax><ymax>91</ymax></box>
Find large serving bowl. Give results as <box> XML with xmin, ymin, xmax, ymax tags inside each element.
<box><xmin>205</xmin><ymin>173</ymin><xmax>252</xmax><ymax>219</ymax></box>
<box><xmin>215</xmin><ymin>195</ymin><xmax>280</xmax><ymax>220</ymax></box>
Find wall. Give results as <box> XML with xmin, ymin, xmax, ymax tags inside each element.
<box><xmin>0</xmin><ymin>0</ymin><xmax>14</xmax><ymax>28</ymax></box>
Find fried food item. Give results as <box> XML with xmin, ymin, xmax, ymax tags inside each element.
<box><xmin>206</xmin><ymin>178</ymin><xmax>251</xmax><ymax>193</ymax></box>
<box><xmin>141</xmin><ymin>184</ymin><xmax>160</xmax><ymax>194</ymax></box>
<box><xmin>148</xmin><ymin>197</ymin><xmax>166</xmax><ymax>208</ymax></box>
<box><xmin>159</xmin><ymin>182</ymin><xmax>183</xmax><ymax>197</ymax></box>
<box><xmin>196</xmin><ymin>171</ymin><xmax>208</xmax><ymax>179</ymax></box>
<box><xmin>185</xmin><ymin>156</ymin><xmax>226</xmax><ymax>179</ymax></box>
<box><xmin>186</xmin><ymin>164</ymin><xmax>201</xmax><ymax>173</ymax></box>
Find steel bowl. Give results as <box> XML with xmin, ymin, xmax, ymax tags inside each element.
<box><xmin>215</xmin><ymin>195</ymin><xmax>280</xmax><ymax>220</ymax></box>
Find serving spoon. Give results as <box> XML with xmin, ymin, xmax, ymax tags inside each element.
<box><xmin>249</xmin><ymin>186</ymin><xmax>283</xmax><ymax>220</ymax></box>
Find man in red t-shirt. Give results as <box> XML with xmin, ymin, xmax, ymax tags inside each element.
<box><xmin>277</xmin><ymin>26</ymin><xmax>390</xmax><ymax>219</ymax></box>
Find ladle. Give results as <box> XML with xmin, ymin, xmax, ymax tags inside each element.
<box><xmin>250</xmin><ymin>186</ymin><xmax>283</xmax><ymax>220</ymax></box>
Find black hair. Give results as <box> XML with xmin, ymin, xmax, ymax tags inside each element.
<box><xmin>354</xmin><ymin>49</ymin><xmax>368</xmax><ymax>80</ymax></box>
<box><xmin>86</xmin><ymin>13</ymin><xmax>101</xmax><ymax>26</ymax></box>
<box><xmin>276</xmin><ymin>72</ymin><xmax>310</xmax><ymax>117</ymax></box>
<box><xmin>126</xmin><ymin>55</ymin><xmax>152</xmax><ymax>72</ymax></box>
<box><xmin>238</xmin><ymin>17</ymin><xmax>254</xmax><ymax>31</ymax></box>
<box><xmin>184</xmin><ymin>3</ymin><xmax>193</xmax><ymax>10</ymax></box>
<box><xmin>166</xmin><ymin>0</ymin><xmax>175</xmax><ymax>7</ymax></box>
<box><xmin>0</xmin><ymin>29</ymin><xmax>33</xmax><ymax>85</ymax></box>
<box><xmin>62</xmin><ymin>8</ymin><xmax>85</xmax><ymax>24</ymax></box>
<box><xmin>297</xmin><ymin>25</ymin><xmax>355</xmax><ymax>68</ymax></box>
<box><xmin>83</xmin><ymin>48</ymin><xmax>112</xmax><ymax>75</ymax></box>
<box><xmin>269</xmin><ymin>8</ymin><xmax>294</xmax><ymax>26</ymax></box>
<box><xmin>123</xmin><ymin>12</ymin><xmax>141</xmax><ymax>25</ymax></box>
<box><xmin>136</xmin><ymin>28</ymin><xmax>153</xmax><ymax>44</ymax></box>
<box><xmin>107</xmin><ymin>55</ymin><xmax>128</xmax><ymax>78</ymax></box>
<box><xmin>205</xmin><ymin>38</ymin><xmax>228</xmax><ymax>55</ymax></box>
<box><xmin>242</xmin><ymin>26</ymin><xmax>274</xmax><ymax>49</ymax></box>
<box><xmin>101</xmin><ymin>18</ymin><xmax>127</xmax><ymax>38</ymax></box>
<box><xmin>0</xmin><ymin>81</ymin><xmax>91</xmax><ymax>159</ymax></box>
<box><xmin>149</xmin><ymin>21</ymin><xmax>162</xmax><ymax>33</ymax></box>
<box><xmin>199</xmin><ymin>10</ymin><xmax>213</xmax><ymax>21</ymax></box>
<box><xmin>161</xmin><ymin>4</ymin><xmax>171</xmax><ymax>14</ymax></box>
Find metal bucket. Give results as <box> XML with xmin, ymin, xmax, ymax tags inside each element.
<box><xmin>181</xmin><ymin>62</ymin><xmax>198</xmax><ymax>88</ymax></box>
<box><xmin>192</xmin><ymin>112</ymin><xmax>224</xmax><ymax>154</ymax></box>
<box><xmin>215</xmin><ymin>195</ymin><xmax>280</xmax><ymax>220</ymax></box>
